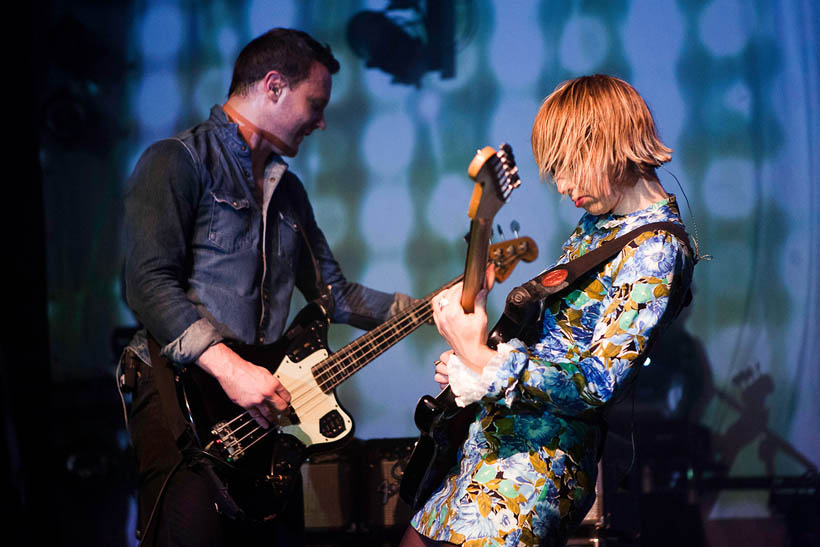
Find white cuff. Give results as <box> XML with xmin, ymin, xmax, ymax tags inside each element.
<box><xmin>448</xmin><ymin>343</ymin><xmax>516</xmax><ymax>407</ymax></box>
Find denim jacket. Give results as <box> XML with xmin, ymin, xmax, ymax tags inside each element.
<box><xmin>124</xmin><ymin>105</ymin><xmax>403</xmax><ymax>365</ymax></box>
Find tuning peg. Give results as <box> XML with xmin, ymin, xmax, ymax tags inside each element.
<box><xmin>496</xmin><ymin>224</ymin><xmax>504</xmax><ymax>239</ymax></box>
<box><xmin>510</xmin><ymin>220</ymin><xmax>520</xmax><ymax>238</ymax></box>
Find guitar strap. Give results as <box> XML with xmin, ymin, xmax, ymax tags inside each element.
<box><xmin>490</xmin><ymin>221</ymin><xmax>694</xmax><ymax>348</ymax></box>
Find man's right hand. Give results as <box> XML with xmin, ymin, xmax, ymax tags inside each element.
<box><xmin>197</xmin><ymin>343</ymin><xmax>291</xmax><ymax>428</ymax></box>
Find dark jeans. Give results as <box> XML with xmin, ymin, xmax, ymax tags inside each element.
<box><xmin>129</xmin><ymin>361</ymin><xmax>305</xmax><ymax>546</ymax></box>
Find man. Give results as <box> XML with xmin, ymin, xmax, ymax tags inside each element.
<box><xmin>122</xmin><ymin>28</ymin><xmax>413</xmax><ymax>546</ymax></box>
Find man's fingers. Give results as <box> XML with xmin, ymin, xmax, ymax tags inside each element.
<box><xmin>248</xmin><ymin>407</ymin><xmax>270</xmax><ymax>429</ymax></box>
<box><xmin>259</xmin><ymin>401</ymin><xmax>277</xmax><ymax>422</ymax></box>
<box><xmin>266</xmin><ymin>393</ymin><xmax>289</xmax><ymax>412</ymax></box>
<box><xmin>274</xmin><ymin>382</ymin><xmax>291</xmax><ymax>405</ymax></box>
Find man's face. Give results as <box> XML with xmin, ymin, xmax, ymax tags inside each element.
<box><xmin>269</xmin><ymin>61</ymin><xmax>332</xmax><ymax>156</ymax></box>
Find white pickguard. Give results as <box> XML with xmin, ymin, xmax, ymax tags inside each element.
<box><xmin>273</xmin><ymin>349</ymin><xmax>353</xmax><ymax>448</ymax></box>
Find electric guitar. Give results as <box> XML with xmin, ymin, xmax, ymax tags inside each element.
<box><xmin>175</xmin><ymin>234</ymin><xmax>536</xmax><ymax>521</ymax></box>
<box><xmin>400</xmin><ymin>143</ymin><xmax>523</xmax><ymax>511</ymax></box>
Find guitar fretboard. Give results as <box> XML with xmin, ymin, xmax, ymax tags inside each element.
<box><xmin>312</xmin><ymin>276</ymin><xmax>462</xmax><ymax>392</ymax></box>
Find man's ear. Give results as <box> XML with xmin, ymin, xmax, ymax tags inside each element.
<box><xmin>262</xmin><ymin>70</ymin><xmax>287</xmax><ymax>101</ymax></box>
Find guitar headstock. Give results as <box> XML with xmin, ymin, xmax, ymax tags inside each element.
<box><xmin>466</xmin><ymin>143</ymin><xmax>521</xmax><ymax>221</ymax></box>
<box><xmin>488</xmin><ymin>236</ymin><xmax>538</xmax><ymax>283</ymax></box>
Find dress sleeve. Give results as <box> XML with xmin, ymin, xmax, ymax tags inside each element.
<box><xmin>454</xmin><ymin>230</ymin><xmax>691</xmax><ymax>415</ymax></box>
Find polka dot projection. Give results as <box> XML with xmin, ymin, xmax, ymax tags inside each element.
<box><xmin>41</xmin><ymin>1</ymin><xmax>818</xmax><ymax>487</ymax></box>
<box><xmin>139</xmin><ymin>4</ymin><xmax>184</xmax><ymax>62</ymax></box>
<box><xmin>249</xmin><ymin>0</ymin><xmax>296</xmax><ymax>37</ymax></box>
<box><xmin>701</xmin><ymin>157</ymin><xmax>757</xmax><ymax>220</ymax></box>
<box><xmin>560</xmin><ymin>15</ymin><xmax>610</xmax><ymax>73</ymax></box>
<box><xmin>359</xmin><ymin>182</ymin><xmax>414</xmax><ymax>253</ymax></box>
<box><xmin>361</xmin><ymin>111</ymin><xmax>417</xmax><ymax>177</ymax></box>
<box><xmin>698</xmin><ymin>0</ymin><xmax>753</xmax><ymax>57</ymax></box>
<box><xmin>426</xmin><ymin>174</ymin><xmax>474</xmax><ymax>241</ymax></box>
<box><xmin>134</xmin><ymin>70</ymin><xmax>182</xmax><ymax>135</ymax></box>
<box><xmin>489</xmin><ymin>0</ymin><xmax>544</xmax><ymax>92</ymax></box>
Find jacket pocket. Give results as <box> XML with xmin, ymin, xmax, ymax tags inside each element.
<box><xmin>277</xmin><ymin>210</ymin><xmax>303</xmax><ymax>268</ymax></box>
<box><xmin>208</xmin><ymin>191</ymin><xmax>253</xmax><ymax>252</ymax></box>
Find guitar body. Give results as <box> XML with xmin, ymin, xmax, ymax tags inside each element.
<box><xmin>399</xmin><ymin>388</ymin><xmax>476</xmax><ymax>510</ymax></box>
<box><xmin>176</xmin><ymin>302</ymin><xmax>355</xmax><ymax>521</ymax></box>
<box><xmin>399</xmin><ymin>308</ymin><xmax>539</xmax><ymax>510</ymax></box>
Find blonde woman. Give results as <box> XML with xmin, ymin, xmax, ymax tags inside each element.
<box><xmin>402</xmin><ymin>74</ymin><xmax>695</xmax><ymax>547</ymax></box>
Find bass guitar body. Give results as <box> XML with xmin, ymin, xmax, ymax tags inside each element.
<box><xmin>176</xmin><ymin>302</ymin><xmax>354</xmax><ymax>521</ymax></box>
<box><xmin>172</xmin><ymin>234</ymin><xmax>536</xmax><ymax>520</ymax></box>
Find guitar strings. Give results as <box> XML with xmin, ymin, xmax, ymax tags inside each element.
<box><xmin>213</xmin><ymin>412</ymin><xmax>273</xmax><ymax>458</ymax></box>
<box><xmin>314</xmin><ymin>302</ymin><xmax>435</xmax><ymax>391</ymax></box>
<box><xmin>284</xmin><ymin>182</ymin><xmax>523</xmax><ymax>414</ymax></box>
<box><xmin>285</xmin><ymin>300</ymin><xmax>436</xmax><ymax>417</ymax></box>
<box><xmin>214</xmin><ymin>298</ymin><xmax>437</xmax><ymax>456</ymax></box>
<box><xmin>214</xmin><ymin>243</ymin><xmax>520</xmax><ymax>456</ymax></box>
<box><xmin>296</xmin><ymin>240</ymin><xmax>520</xmax><ymax>407</ymax></box>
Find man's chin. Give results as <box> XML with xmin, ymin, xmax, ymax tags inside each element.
<box><xmin>277</xmin><ymin>139</ymin><xmax>299</xmax><ymax>157</ymax></box>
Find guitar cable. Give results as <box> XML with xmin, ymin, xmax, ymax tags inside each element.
<box><xmin>661</xmin><ymin>165</ymin><xmax>711</xmax><ymax>263</ymax></box>
<box><xmin>115</xmin><ymin>354</ymin><xmax>186</xmax><ymax>545</ymax></box>
<box><xmin>136</xmin><ymin>459</ymin><xmax>184</xmax><ymax>546</ymax></box>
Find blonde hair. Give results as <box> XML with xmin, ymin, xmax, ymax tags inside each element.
<box><xmin>531</xmin><ymin>74</ymin><xmax>672</xmax><ymax>195</ymax></box>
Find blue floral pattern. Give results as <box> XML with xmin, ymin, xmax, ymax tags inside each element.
<box><xmin>411</xmin><ymin>197</ymin><xmax>694</xmax><ymax>546</ymax></box>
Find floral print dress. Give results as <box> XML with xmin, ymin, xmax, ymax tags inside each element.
<box><xmin>411</xmin><ymin>196</ymin><xmax>695</xmax><ymax>546</ymax></box>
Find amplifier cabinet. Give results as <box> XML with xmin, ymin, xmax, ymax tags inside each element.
<box><xmin>301</xmin><ymin>448</ymin><xmax>356</xmax><ymax>531</ymax></box>
<box><xmin>301</xmin><ymin>438</ymin><xmax>417</xmax><ymax>533</ymax></box>
<box><xmin>362</xmin><ymin>438</ymin><xmax>416</xmax><ymax>529</ymax></box>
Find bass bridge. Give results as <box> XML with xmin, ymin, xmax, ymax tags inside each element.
<box><xmin>206</xmin><ymin>407</ymin><xmax>301</xmax><ymax>463</ymax></box>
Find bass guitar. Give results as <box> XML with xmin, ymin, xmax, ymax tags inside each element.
<box><xmin>175</xmin><ymin>234</ymin><xmax>536</xmax><ymax>521</ymax></box>
<box><xmin>400</xmin><ymin>143</ymin><xmax>523</xmax><ymax>510</ymax></box>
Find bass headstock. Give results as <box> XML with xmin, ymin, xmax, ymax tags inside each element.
<box><xmin>488</xmin><ymin>236</ymin><xmax>538</xmax><ymax>283</ymax></box>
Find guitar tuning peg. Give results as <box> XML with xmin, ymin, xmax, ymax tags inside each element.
<box><xmin>510</xmin><ymin>220</ymin><xmax>520</xmax><ymax>239</ymax></box>
<box><xmin>497</xmin><ymin>224</ymin><xmax>504</xmax><ymax>238</ymax></box>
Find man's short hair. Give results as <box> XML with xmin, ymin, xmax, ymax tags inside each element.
<box><xmin>531</xmin><ymin>74</ymin><xmax>672</xmax><ymax>195</ymax></box>
<box><xmin>228</xmin><ymin>28</ymin><xmax>340</xmax><ymax>96</ymax></box>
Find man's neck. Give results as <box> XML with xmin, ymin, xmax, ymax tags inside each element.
<box><xmin>223</xmin><ymin>98</ymin><xmax>296</xmax><ymax>160</ymax></box>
